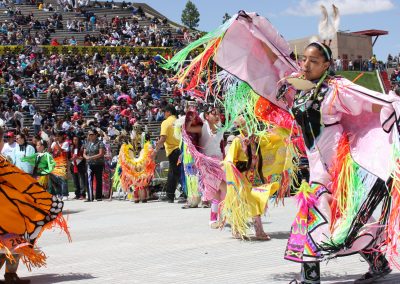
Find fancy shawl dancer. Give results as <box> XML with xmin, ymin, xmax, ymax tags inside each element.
<box><xmin>162</xmin><ymin>19</ymin><xmax>298</xmax><ymax>239</ymax></box>
<box><xmin>176</xmin><ymin>110</ymin><xmax>203</xmax><ymax>209</ymax></box>
<box><xmin>183</xmin><ymin>107</ymin><xmax>227</xmax><ymax>229</ymax></box>
<box><xmin>49</xmin><ymin>131</ymin><xmax>69</xmax><ymax>199</ymax></box>
<box><xmin>161</xmin><ymin>10</ymin><xmax>400</xmax><ymax>284</ymax></box>
<box><xmin>113</xmin><ymin>141</ymin><xmax>156</xmax><ymax>203</ymax></box>
<box><xmin>0</xmin><ymin>126</ymin><xmax>70</xmax><ymax>284</ymax></box>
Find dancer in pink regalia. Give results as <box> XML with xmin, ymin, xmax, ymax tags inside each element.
<box><xmin>163</xmin><ymin>10</ymin><xmax>400</xmax><ymax>284</ymax></box>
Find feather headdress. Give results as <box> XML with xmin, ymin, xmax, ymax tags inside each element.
<box><xmin>318</xmin><ymin>4</ymin><xmax>340</xmax><ymax>45</ymax></box>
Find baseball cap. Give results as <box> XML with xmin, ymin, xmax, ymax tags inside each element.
<box><xmin>5</xmin><ymin>131</ymin><xmax>14</xmax><ymax>138</ymax></box>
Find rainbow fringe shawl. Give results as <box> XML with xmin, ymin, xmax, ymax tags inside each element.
<box><xmin>113</xmin><ymin>142</ymin><xmax>156</xmax><ymax>192</ymax></box>
<box><xmin>181</xmin><ymin>140</ymin><xmax>200</xmax><ymax>204</ymax></box>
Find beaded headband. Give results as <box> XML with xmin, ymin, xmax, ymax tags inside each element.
<box><xmin>311</xmin><ymin>41</ymin><xmax>331</xmax><ymax>61</ymax></box>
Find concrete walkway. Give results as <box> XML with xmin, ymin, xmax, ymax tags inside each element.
<box><xmin>17</xmin><ymin>198</ymin><xmax>400</xmax><ymax>283</ymax></box>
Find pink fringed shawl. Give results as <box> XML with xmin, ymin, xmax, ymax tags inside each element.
<box><xmin>181</xmin><ymin>127</ymin><xmax>225</xmax><ymax>201</ymax></box>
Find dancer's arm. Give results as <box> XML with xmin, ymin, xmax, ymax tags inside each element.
<box><xmin>186</xmin><ymin>121</ymin><xmax>202</xmax><ymax>134</ymax></box>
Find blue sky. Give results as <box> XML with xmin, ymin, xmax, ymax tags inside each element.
<box><xmin>140</xmin><ymin>0</ymin><xmax>400</xmax><ymax>61</ymax></box>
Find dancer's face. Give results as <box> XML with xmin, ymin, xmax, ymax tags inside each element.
<box><xmin>301</xmin><ymin>46</ymin><xmax>330</xmax><ymax>81</ymax></box>
<box><xmin>16</xmin><ymin>135</ymin><xmax>25</xmax><ymax>145</ymax></box>
<box><xmin>205</xmin><ymin>109</ymin><xmax>220</xmax><ymax>125</ymax></box>
<box><xmin>36</xmin><ymin>141</ymin><xmax>45</xmax><ymax>152</ymax></box>
<box><xmin>73</xmin><ymin>137</ymin><xmax>79</xmax><ymax>146</ymax></box>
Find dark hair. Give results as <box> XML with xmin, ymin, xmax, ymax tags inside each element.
<box><xmin>72</xmin><ymin>134</ymin><xmax>83</xmax><ymax>148</ymax></box>
<box><xmin>163</xmin><ymin>104</ymin><xmax>177</xmax><ymax>116</ymax></box>
<box><xmin>38</xmin><ymin>139</ymin><xmax>48</xmax><ymax>149</ymax></box>
<box><xmin>395</xmin><ymin>87</ymin><xmax>400</xmax><ymax>96</ymax></box>
<box><xmin>88</xmin><ymin>128</ymin><xmax>98</xmax><ymax>136</ymax></box>
<box><xmin>17</xmin><ymin>132</ymin><xmax>27</xmax><ymax>142</ymax></box>
<box><xmin>306</xmin><ymin>42</ymin><xmax>332</xmax><ymax>62</ymax></box>
<box><xmin>204</xmin><ymin>106</ymin><xmax>220</xmax><ymax>115</ymax></box>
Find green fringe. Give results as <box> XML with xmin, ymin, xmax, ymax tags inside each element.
<box><xmin>112</xmin><ymin>161</ymin><xmax>121</xmax><ymax>190</ymax></box>
<box><xmin>219</xmin><ymin>81</ymin><xmax>265</xmax><ymax>136</ymax></box>
<box><xmin>182</xmin><ymin>142</ymin><xmax>199</xmax><ymax>199</ymax></box>
<box><xmin>329</xmin><ymin>155</ymin><xmax>369</xmax><ymax>246</ymax></box>
<box><xmin>160</xmin><ymin>17</ymin><xmax>234</xmax><ymax>71</ymax></box>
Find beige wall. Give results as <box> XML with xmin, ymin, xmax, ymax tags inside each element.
<box><xmin>288</xmin><ymin>32</ymin><xmax>373</xmax><ymax>63</ymax></box>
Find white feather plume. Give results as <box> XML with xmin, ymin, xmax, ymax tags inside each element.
<box><xmin>318</xmin><ymin>5</ymin><xmax>329</xmax><ymax>40</ymax></box>
<box><xmin>332</xmin><ymin>4</ymin><xmax>340</xmax><ymax>34</ymax></box>
<box><xmin>318</xmin><ymin>4</ymin><xmax>340</xmax><ymax>41</ymax></box>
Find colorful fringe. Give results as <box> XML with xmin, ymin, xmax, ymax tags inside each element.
<box><xmin>222</xmin><ymin>162</ymin><xmax>252</xmax><ymax>237</ymax></box>
<box><xmin>328</xmin><ymin>135</ymin><xmax>368</xmax><ymax>244</ymax></box>
<box><xmin>181</xmin><ymin>141</ymin><xmax>200</xmax><ymax>204</ymax></box>
<box><xmin>113</xmin><ymin>142</ymin><xmax>156</xmax><ymax>192</ymax></box>
<box><xmin>386</xmin><ymin>130</ymin><xmax>400</xmax><ymax>268</ymax></box>
<box><xmin>222</xmin><ymin>135</ymin><xmax>298</xmax><ymax>237</ymax></box>
<box><xmin>320</xmin><ymin>133</ymin><xmax>400</xmax><ymax>268</ymax></box>
<box><xmin>0</xmin><ymin>213</ymin><xmax>71</xmax><ymax>271</ymax></box>
<box><xmin>161</xmin><ymin>17</ymin><xmax>234</xmax><ymax>97</ymax></box>
<box><xmin>52</xmin><ymin>156</ymin><xmax>67</xmax><ymax>179</ymax></box>
<box><xmin>181</xmin><ymin>128</ymin><xmax>225</xmax><ymax>201</ymax></box>
<box><xmin>0</xmin><ymin>235</ymin><xmax>47</xmax><ymax>271</ymax></box>
<box><xmin>218</xmin><ymin>78</ymin><xmax>262</xmax><ymax>135</ymax></box>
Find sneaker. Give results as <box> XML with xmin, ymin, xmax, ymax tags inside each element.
<box><xmin>354</xmin><ymin>266</ymin><xmax>392</xmax><ymax>284</ymax></box>
<box><xmin>177</xmin><ymin>197</ymin><xmax>187</xmax><ymax>204</ymax></box>
<box><xmin>159</xmin><ymin>196</ymin><xmax>173</xmax><ymax>202</ymax></box>
<box><xmin>209</xmin><ymin>221</ymin><xmax>221</xmax><ymax>229</ymax></box>
<box><xmin>201</xmin><ymin>201</ymin><xmax>210</xmax><ymax>208</ymax></box>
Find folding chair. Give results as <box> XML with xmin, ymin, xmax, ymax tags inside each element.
<box><xmin>150</xmin><ymin>161</ymin><xmax>169</xmax><ymax>199</ymax></box>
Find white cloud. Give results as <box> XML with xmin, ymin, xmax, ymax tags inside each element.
<box><xmin>285</xmin><ymin>0</ymin><xmax>395</xmax><ymax>16</ymax></box>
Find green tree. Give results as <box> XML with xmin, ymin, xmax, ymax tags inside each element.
<box><xmin>222</xmin><ymin>13</ymin><xmax>231</xmax><ymax>24</ymax></box>
<box><xmin>181</xmin><ymin>0</ymin><xmax>200</xmax><ymax>29</ymax></box>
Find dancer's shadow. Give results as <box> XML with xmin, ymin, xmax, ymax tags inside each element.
<box><xmin>324</xmin><ymin>272</ymin><xmax>400</xmax><ymax>283</ymax></box>
<box><xmin>271</xmin><ymin>271</ymin><xmax>400</xmax><ymax>283</ymax></box>
<box><xmin>64</xmin><ymin>209</ymin><xmax>84</xmax><ymax>215</ymax></box>
<box><xmin>28</xmin><ymin>273</ymin><xmax>95</xmax><ymax>283</ymax></box>
<box><xmin>268</xmin><ymin>231</ymin><xmax>290</xmax><ymax>239</ymax></box>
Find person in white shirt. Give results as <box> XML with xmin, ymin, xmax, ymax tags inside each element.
<box><xmin>107</xmin><ymin>122</ymin><xmax>119</xmax><ymax>139</ymax></box>
<box><xmin>1</xmin><ymin>131</ymin><xmax>16</xmax><ymax>161</ymax></box>
<box><xmin>61</xmin><ymin>119</ymin><xmax>71</xmax><ymax>131</ymax></box>
<box><xmin>21</xmin><ymin>99</ymin><xmax>28</xmax><ymax>111</ymax></box>
<box><xmin>33</xmin><ymin>112</ymin><xmax>42</xmax><ymax>135</ymax></box>
<box><xmin>186</xmin><ymin>107</ymin><xmax>226</xmax><ymax>227</ymax></box>
<box><xmin>11</xmin><ymin>133</ymin><xmax>35</xmax><ymax>174</ymax></box>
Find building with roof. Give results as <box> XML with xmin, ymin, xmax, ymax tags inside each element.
<box><xmin>288</xmin><ymin>30</ymin><xmax>388</xmax><ymax>70</ymax></box>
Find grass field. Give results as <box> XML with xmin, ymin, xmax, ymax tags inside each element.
<box><xmin>336</xmin><ymin>71</ymin><xmax>383</xmax><ymax>92</ymax></box>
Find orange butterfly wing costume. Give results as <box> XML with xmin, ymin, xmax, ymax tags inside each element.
<box><xmin>0</xmin><ymin>156</ymin><xmax>70</xmax><ymax>270</ymax></box>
